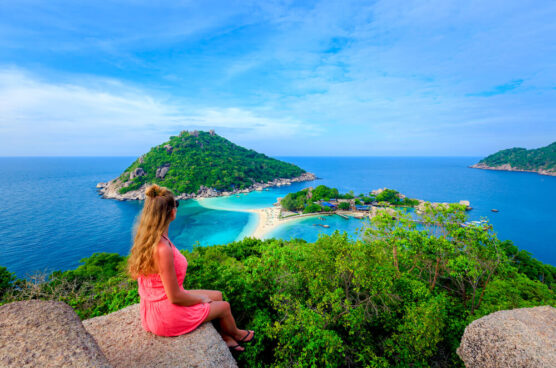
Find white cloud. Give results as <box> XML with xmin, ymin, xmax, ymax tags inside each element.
<box><xmin>0</xmin><ymin>68</ymin><xmax>318</xmax><ymax>155</ymax></box>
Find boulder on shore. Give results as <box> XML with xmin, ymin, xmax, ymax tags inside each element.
<box><xmin>83</xmin><ymin>304</ymin><xmax>238</xmax><ymax>368</ymax></box>
<box><xmin>457</xmin><ymin>305</ymin><xmax>556</xmax><ymax>368</ymax></box>
<box><xmin>0</xmin><ymin>300</ymin><xmax>110</xmax><ymax>367</ymax></box>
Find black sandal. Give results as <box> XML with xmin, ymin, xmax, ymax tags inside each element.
<box><xmin>238</xmin><ymin>330</ymin><xmax>254</xmax><ymax>344</ymax></box>
<box><xmin>228</xmin><ymin>344</ymin><xmax>244</xmax><ymax>353</ymax></box>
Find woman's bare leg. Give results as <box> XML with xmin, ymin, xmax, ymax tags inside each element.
<box><xmin>203</xmin><ymin>301</ymin><xmax>253</xmax><ymax>342</ymax></box>
<box><xmin>189</xmin><ymin>290</ymin><xmax>249</xmax><ymax>348</ymax></box>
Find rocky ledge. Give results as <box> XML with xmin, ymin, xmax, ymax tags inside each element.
<box><xmin>0</xmin><ymin>300</ymin><xmax>237</xmax><ymax>368</ymax></box>
<box><xmin>83</xmin><ymin>304</ymin><xmax>237</xmax><ymax>368</ymax></box>
<box><xmin>0</xmin><ymin>300</ymin><xmax>111</xmax><ymax>367</ymax></box>
<box><xmin>470</xmin><ymin>163</ymin><xmax>556</xmax><ymax>177</ymax></box>
<box><xmin>97</xmin><ymin>172</ymin><xmax>317</xmax><ymax>201</ymax></box>
<box><xmin>457</xmin><ymin>305</ymin><xmax>556</xmax><ymax>368</ymax></box>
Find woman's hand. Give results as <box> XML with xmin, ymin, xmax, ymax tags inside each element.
<box><xmin>199</xmin><ymin>295</ymin><xmax>213</xmax><ymax>304</ymax></box>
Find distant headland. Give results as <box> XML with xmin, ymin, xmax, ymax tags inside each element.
<box><xmin>471</xmin><ymin>142</ymin><xmax>556</xmax><ymax>176</ymax></box>
<box><xmin>97</xmin><ymin>130</ymin><xmax>316</xmax><ymax>200</ymax></box>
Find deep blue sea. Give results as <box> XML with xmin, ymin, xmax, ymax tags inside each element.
<box><xmin>1</xmin><ymin>156</ymin><xmax>555</xmax><ymax>278</ymax></box>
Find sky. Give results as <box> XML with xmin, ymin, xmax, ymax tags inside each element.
<box><xmin>0</xmin><ymin>0</ymin><xmax>555</xmax><ymax>156</ymax></box>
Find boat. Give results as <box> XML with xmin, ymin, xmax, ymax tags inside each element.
<box><xmin>491</xmin><ymin>209</ymin><xmax>499</xmax><ymax>212</ymax></box>
<box><xmin>461</xmin><ymin>219</ymin><xmax>488</xmax><ymax>228</ymax></box>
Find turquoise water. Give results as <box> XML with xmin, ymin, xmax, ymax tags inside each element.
<box><xmin>0</xmin><ymin>156</ymin><xmax>555</xmax><ymax>277</ymax></box>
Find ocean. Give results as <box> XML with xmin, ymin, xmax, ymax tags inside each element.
<box><xmin>1</xmin><ymin>156</ymin><xmax>555</xmax><ymax>278</ymax></box>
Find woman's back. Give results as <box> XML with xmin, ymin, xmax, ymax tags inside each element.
<box><xmin>138</xmin><ymin>236</ymin><xmax>210</xmax><ymax>336</ymax></box>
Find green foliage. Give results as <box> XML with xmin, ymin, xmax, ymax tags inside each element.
<box><xmin>375</xmin><ymin>189</ymin><xmax>404</xmax><ymax>205</ymax></box>
<box><xmin>0</xmin><ymin>266</ymin><xmax>15</xmax><ymax>298</ymax></box>
<box><xmin>338</xmin><ymin>202</ymin><xmax>351</xmax><ymax>210</ymax></box>
<box><xmin>501</xmin><ymin>240</ymin><xmax>556</xmax><ymax>289</ymax></box>
<box><xmin>2</xmin><ymin>205</ymin><xmax>554</xmax><ymax>367</ymax></box>
<box><xmin>312</xmin><ymin>185</ymin><xmax>340</xmax><ymax>201</ymax></box>
<box><xmin>281</xmin><ymin>189</ymin><xmax>310</xmax><ymax>211</ymax></box>
<box><xmin>303</xmin><ymin>203</ymin><xmax>322</xmax><ymax>214</ymax></box>
<box><xmin>478</xmin><ymin>141</ymin><xmax>556</xmax><ymax>172</ymax></box>
<box><xmin>118</xmin><ymin>131</ymin><xmax>306</xmax><ymax>195</ymax></box>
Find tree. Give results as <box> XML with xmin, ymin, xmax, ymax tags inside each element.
<box><xmin>338</xmin><ymin>202</ymin><xmax>350</xmax><ymax>210</ymax></box>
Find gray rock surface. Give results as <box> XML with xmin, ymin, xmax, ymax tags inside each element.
<box><xmin>0</xmin><ymin>300</ymin><xmax>110</xmax><ymax>368</ymax></box>
<box><xmin>156</xmin><ymin>164</ymin><xmax>171</xmax><ymax>179</ymax></box>
<box><xmin>83</xmin><ymin>304</ymin><xmax>238</xmax><ymax>368</ymax></box>
<box><xmin>457</xmin><ymin>305</ymin><xmax>556</xmax><ymax>368</ymax></box>
<box><xmin>163</xmin><ymin>144</ymin><xmax>173</xmax><ymax>154</ymax></box>
<box><xmin>130</xmin><ymin>167</ymin><xmax>146</xmax><ymax>180</ymax></box>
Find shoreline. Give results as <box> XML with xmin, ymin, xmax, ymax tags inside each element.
<box><xmin>96</xmin><ymin>172</ymin><xmax>317</xmax><ymax>201</ymax></box>
<box><xmin>470</xmin><ymin>163</ymin><xmax>556</xmax><ymax>177</ymax></box>
<box><xmin>196</xmin><ymin>198</ymin><xmax>366</xmax><ymax>239</ymax></box>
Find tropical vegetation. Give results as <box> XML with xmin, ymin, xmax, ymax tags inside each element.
<box><xmin>1</xmin><ymin>204</ymin><xmax>555</xmax><ymax>367</ymax></box>
<box><xmin>117</xmin><ymin>130</ymin><xmax>306</xmax><ymax>195</ymax></box>
<box><xmin>476</xmin><ymin>141</ymin><xmax>556</xmax><ymax>173</ymax></box>
<box><xmin>280</xmin><ymin>185</ymin><xmax>419</xmax><ymax>212</ymax></box>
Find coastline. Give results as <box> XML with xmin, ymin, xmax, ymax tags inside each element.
<box><xmin>196</xmin><ymin>198</ymin><xmax>369</xmax><ymax>239</ymax></box>
<box><xmin>96</xmin><ymin>172</ymin><xmax>317</xmax><ymax>201</ymax></box>
<box><xmin>196</xmin><ymin>200</ymin><xmax>312</xmax><ymax>239</ymax></box>
<box><xmin>470</xmin><ymin>163</ymin><xmax>556</xmax><ymax>177</ymax></box>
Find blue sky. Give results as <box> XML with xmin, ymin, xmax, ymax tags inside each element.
<box><xmin>0</xmin><ymin>0</ymin><xmax>555</xmax><ymax>156</ymax></box>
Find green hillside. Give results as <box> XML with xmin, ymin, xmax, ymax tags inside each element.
<box><xmin>117</xmin><ymin>130</ymin><xmax>306</xmax><ymax>195</ymax></box>
<box><xmin>477</xmin><ymin>142</ymin><xmax>556</xmax><ymax>173</ymax></box>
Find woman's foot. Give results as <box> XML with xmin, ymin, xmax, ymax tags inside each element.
<box><xmin>236</xmin><ymin>329</ymin><xmax>255</xmax><ymax>344</ymax></box>
<box><xmin>222</xmin><ymin>335</ymin><xmax>245</xmax><ymax>352</ymax></box>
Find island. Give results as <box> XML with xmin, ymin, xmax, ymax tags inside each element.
<box><xmin>97</xmin><ymin>130</ymin><xmax>316</xmax><ymax>200</ymax></box>
<box><xmin>198</xmin><ymin>185</ymin><xmax>472</xmax><ymax>239</ymax></box>
<box><xmin>470</xmin><ymin>141</ymin><xmax>556</xmax><ymax>176</ymax></box>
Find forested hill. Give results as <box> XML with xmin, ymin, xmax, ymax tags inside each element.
<box><xmin>112</xmin><ymin>130</ymin><xmax>308</xmax><ymax>196</ymax></box>
<box><xmin>471</xmin><ymin>142</ymin><xmax>556</xmax><ymax>176</ymax></box>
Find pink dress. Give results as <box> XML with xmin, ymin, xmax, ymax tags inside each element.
<box><xmin>138</xmin><ymin>235</ymin><xmax>210</xmax><ymax>337</ymax></box>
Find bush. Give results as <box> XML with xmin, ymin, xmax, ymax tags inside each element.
<box><xmin>338</xmin><ymin>202</ymin><xmax>351</xmax><ymax>210</ymax></box>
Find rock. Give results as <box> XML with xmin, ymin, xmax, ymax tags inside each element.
<box><xmin>163</xmin><ymin>144</ymin><xmax>173</xmax><ymax>154</ymax></box>
<box><xmin>138</xmin><ymin>155</ymin><xmax>145</xmax><ymax>164</ymax></box>
<box><xmin>197</xmin><ymin>185</ymin><xmax>219</xmax><ymax>197</ymax></box>
<box><xmin>0</xmin><ymin>300</ymin><xmax>110</xmax><ymax>367</ymax></box>
<box><xmin>209</xmin><ymin>129</ymin><xmax>215</xmax><ymax>136</ymax></box>
<box><xmin>130</xmin><ymin>167</ymin><xmax>146</xmax><ymax>180</ymax></box>
<box><xmin>83</xmin><ymin>304</ymin><xmax>237</xmax><ymax>368</ymax></box>
<box><xmin>457</xmin><ymin>306</ymin><xmax>556</xmax><ymax>368</ymax></box>
<box><xmin>156</xmin><ymin>164</ymin><xmax>170</xmax><ymax>179</ymax></box>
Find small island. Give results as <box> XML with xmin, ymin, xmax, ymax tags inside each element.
<box><xmin>471</xmin><ymin>141</ymin><xmax>556</xmax><ymax>176</ymax></box>
<box><xmin>97</xmin><ymin>130</ymin><xmax>316</xmax><ymax>200</ymax></box>
<box><xmin>212</xmin><ymin>185</ymin><xmax>472</xmax><ymax>238</ymax></box>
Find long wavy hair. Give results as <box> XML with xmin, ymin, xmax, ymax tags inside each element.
<box><xmin>128</xmin><ymin>184</ymin><xmax>177</xmax><ymax>279</ymax></box>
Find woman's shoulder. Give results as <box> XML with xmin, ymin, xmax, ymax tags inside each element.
<box><xmin>155</xmin><ymin>238</ymin><xmax>174</xmax><ymax>258</ymax></box>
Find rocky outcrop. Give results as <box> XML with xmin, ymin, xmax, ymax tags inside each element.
<box><xmin>0</xmin><ymin>300</ymin><xmax>110</xmax><ymax>367</ymax></box>
<box><xmin>156</xmin><ymin>164</ymin><xmax>171</xmax><ymax>179</ymax></box>
<box><xmin>98</xmin><ymin>172</ymin><xmax>317</xmax><ymax>201</ymax></box>
<box><xmin>470</xmin><ymin>163</ymin><xmax>556</xmax><ymax>177</ymax></box>
<box><xmin>163</xmin><ymin>144</ymin><xmax>173</xmax><ymax>154</ymax></box>
<box><xmin>457</xmin><ymin>306</ymin><xmax>556</xmax><ymax>368</ymax></box>
<box><xmin>83</xmin><ymin>304</ymin><xmax>237</xmax><ymax>368</ymax></box>
<box><xmin>130</xmin><ymin>167</ymin><xmax>146</xmax><ymax>180</ymax></box>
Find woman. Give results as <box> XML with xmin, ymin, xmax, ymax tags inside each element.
<box><xmin>127</xmin><ymin>184</ymin><xmax>253</xmax><ymax>352</ymax></box>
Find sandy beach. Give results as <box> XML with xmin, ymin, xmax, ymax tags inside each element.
<box><xmin>196</xmin><ymin>198</ymin><xmax>337</xmax><ymax>239</ymax></box>
<box><xmin>246</xmin><ymin>207</ymin><xmax>307</xmax><ymax>238</ymax></box>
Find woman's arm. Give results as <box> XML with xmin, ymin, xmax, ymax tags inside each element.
<box><xmin>155</xmin><ymin>242</ymin><xmax>211</xmax><ymax>306</ymax></box>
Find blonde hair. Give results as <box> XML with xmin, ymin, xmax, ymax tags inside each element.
<box><xmin>128</xmin><ymin>184</ymin><xmax>177</xmax><ymax>279</ymax></box>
